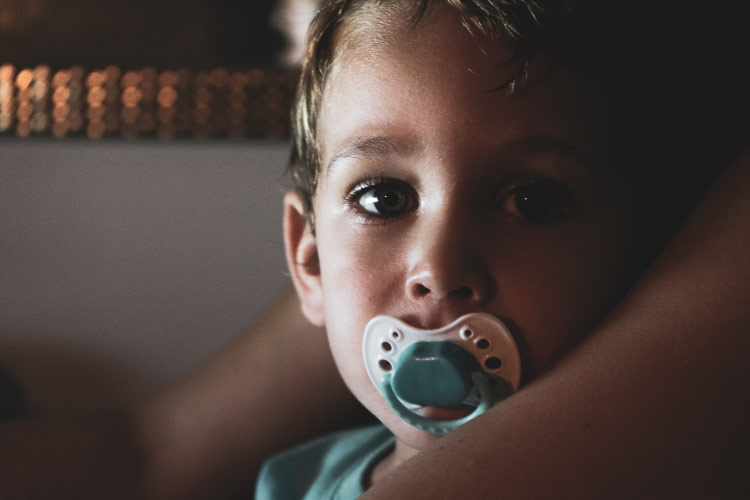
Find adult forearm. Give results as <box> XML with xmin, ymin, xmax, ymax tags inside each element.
<box><xmin>0</xmin><ymin>291</ymin><xmax>360</xmax><ymax>500</ymax></box>
<box><xmin>137</xmin><ymin>290</ymin><xmax>362</xmax><ymax>500</ymax></box>
<box><xmin>362</xmin><ymin>146</ymin><xmax>750</xmax><ymax>499</ymax></box>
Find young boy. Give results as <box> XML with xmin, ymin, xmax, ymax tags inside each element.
<box><xmin>256</xmin><ymin>0</ymin><xmax>741</xmax><ymax>498</ymax></box>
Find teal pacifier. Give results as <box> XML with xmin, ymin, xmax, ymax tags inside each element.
<box><xmin>362</xmin><ymin>313</ymin><xmax>522</xmax><ymax>435</ymax></box>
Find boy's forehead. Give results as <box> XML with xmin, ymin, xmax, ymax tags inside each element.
<box><xmin>321</xmin><ymin>7</ymin><xmax>523</xmax><ymax>138</ymax></box>
<box><xmin>318</xmin><ymin>6</ymin><xmax>614</xmax><ymax>172</ymax></box>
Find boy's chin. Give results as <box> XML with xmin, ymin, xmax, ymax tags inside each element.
<box><xmin>381</xmin><ymin>404</ymin><xmax>477</xmax><ymax>451</ymax></box>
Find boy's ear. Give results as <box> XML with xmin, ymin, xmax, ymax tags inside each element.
<box><xmin>283</xmin><ymin>191</ymin><xmax>325</xmax><ymax>326</ymax></box>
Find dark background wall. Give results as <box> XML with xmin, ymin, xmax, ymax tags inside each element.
<box><xmin>0</xmin><ymin>0</ymin><xmax>286</xmax><ymax>69</ymax></box>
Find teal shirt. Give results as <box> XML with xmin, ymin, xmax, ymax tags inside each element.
<box><xmin>255</xmin><ymin>425</ymin><xmax>395</xmax><ymax>500</ymax></box>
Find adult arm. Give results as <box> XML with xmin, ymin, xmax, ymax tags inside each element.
<box><xmin>362</xmin><ymin>144</ymin><xmax>750</xmax><ymax>499</ymax></box>
<box><xmin>136</xmin><ymin>289</ymin><xmax>364</xmax><ymax>500</ymax></box>
<box><xmin>0</xmin><ymin>291</ymin><xmax>362</xmax><ymax>500</ymax></box>
<box><xmin>135</xmin><ymin>289</ymin><xmax>368</xmax><ymax>499</ymax></box>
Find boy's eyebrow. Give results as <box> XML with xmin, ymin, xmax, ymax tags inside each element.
<box><xmin>502</xmin><ymin>135</ymin><xmax>590</xmax><ymax>167</ymax></box>
<box><xmin>326</xmin><ymin>136</ymin><xmax>412</xmax><ymax>177</ymax></box>
<box><xmin>325</xmin><ymin>134</ymin><xmax>592</xmax><ymax>175</ymax></box>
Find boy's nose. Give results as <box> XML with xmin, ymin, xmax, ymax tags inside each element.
<box><xmin>405</xmin><ymin>232</ymin><xmax>494</xmax><ymax>307</ymax></box>
<box><xmin>406</xmin><ymin>269</ymin><xmax>484</xmax><ymax>302</ymax></box>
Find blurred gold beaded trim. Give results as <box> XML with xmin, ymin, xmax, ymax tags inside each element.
<box><xmin>0</xmin><ymin>64</ymin><xmax>298</xmax><ymax>140</ymax></box>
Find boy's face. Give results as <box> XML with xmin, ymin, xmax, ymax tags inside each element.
<box><xmin>286</xmin><ymin>8</ymin><xmax>640</xmax><ymax>454</ymax></box>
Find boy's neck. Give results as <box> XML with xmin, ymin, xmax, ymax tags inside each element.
<box><xmin>367</xmin><ymin>438</ymin><xmax>420</xmax><ymax>488</ymax></box>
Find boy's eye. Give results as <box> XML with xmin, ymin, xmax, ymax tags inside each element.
<box><xmin>348</xmin><ymin>179</ymin><xmax>414</xmax><ymax>219</ymax></box>
<box><xmin>497</xmin><ymin>179</ymin><xmax>572</xmax><ymax>223</ymax></box>
<box><xmin>357</xmin><ymin>183</ymin><xmax>410</xmax><ymax>217</ymax></box>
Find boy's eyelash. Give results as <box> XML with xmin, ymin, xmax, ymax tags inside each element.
<box><xmin>345</xmin><ymin>175</ymin><xmax>390</xmax><ymax>202</ymax></box>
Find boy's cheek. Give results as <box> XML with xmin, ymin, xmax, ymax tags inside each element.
<box><xmin>319</xmin><ymin>231</ymin><xmax>407</xmax><ymax>303</ymax></box>
<box><xmin>503</xmin><ymin>245</ymin><xmax>637</xmax><ymax>374</ymax></box>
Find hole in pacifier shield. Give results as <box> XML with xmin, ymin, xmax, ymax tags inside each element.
<box><xmin>485</xmin><ymin>357</ymin><xmax>502</xmax><ymax>370</ymax></box>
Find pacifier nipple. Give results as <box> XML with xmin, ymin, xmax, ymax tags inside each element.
<box><xmin>362</xmin><ymin>313</ymin><xmax>522</xmax><ymax>435</ymax></box>
<box><xmin>391</xmin><ymin>341</ymin><xmax>480</xmax><ymax>406</ymax></box>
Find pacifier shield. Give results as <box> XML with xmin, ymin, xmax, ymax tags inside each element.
<box><xmin>362</xmin><ymin>313</ymin><xmax>522</xmax><ymax>434</ymax></box>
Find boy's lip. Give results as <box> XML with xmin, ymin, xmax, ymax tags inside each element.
<box><xmin>415</xmin><ymin>404</ymin><xmax>475</xmax><ymax>421</ymax></box>
<box><xmin>399</xmin><ymin>310</ymin><xmax>485</xmax><ymax>331</ymax></box>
